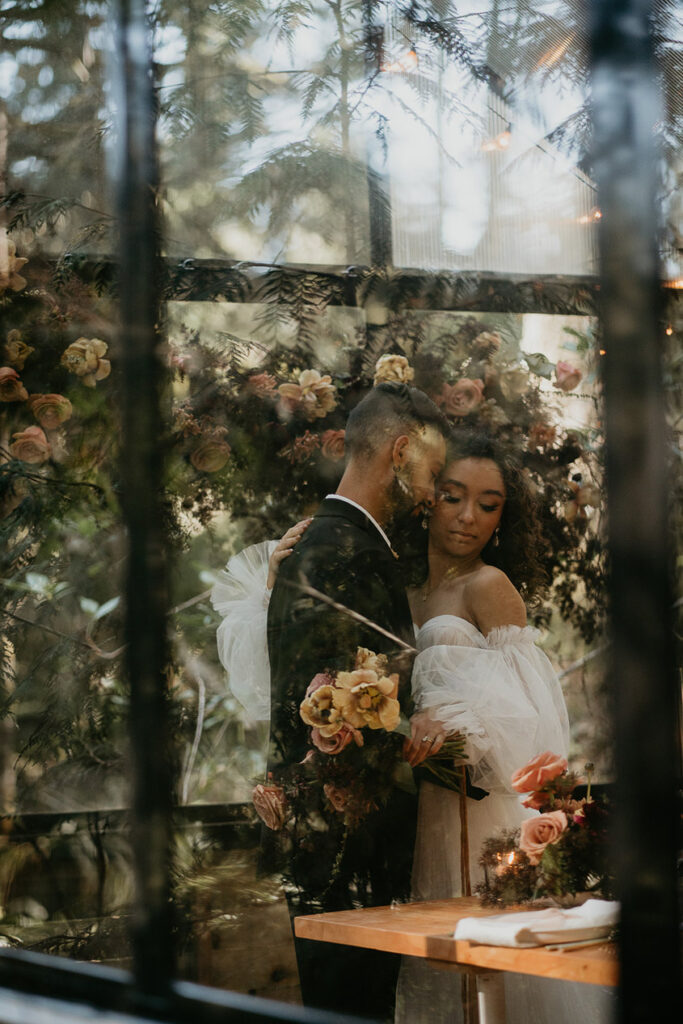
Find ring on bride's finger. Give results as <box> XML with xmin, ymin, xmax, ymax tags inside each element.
<box><xmin>421</xmin><ymin>735</ymin><xmax>431</xmax><ymax>742</ymax></box>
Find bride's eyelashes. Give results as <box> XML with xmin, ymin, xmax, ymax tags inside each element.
<box><xmin>438</xmin><ymin>493</ymin><xmax>500</xmax><ymax>514</ymax></box>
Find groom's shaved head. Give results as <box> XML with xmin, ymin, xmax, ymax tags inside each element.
<box><xmin>344</xmin><ymin>382</ymin><xmax>448</xmax><ymax>461</ymax></box>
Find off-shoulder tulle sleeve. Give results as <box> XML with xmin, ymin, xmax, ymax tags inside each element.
<box><xmin>210</xmin><ymin>540</ymin><xmax>277</xmax><ymax>722</ymax></box>
<box><xmin>412</xmin><ymin>625</ymin><xmax>569</xmax><ymax>793</ymax></box>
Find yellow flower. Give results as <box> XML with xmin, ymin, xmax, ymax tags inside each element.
<box><xmin>335</xmin><ymin>668</ymin><xmax>400</xmax><ymax>731</ymax></box>
<box><xmin>190</xmin><ymin>438</ymin><xmax>231</xmax><ymax>472</ymax></box>
<box><xmin>4</xmin><ymin>330</ymin><xmax>34</xmax><ymax>370</ymax></box>
<box><xmin>0</xmin><ymin>239</ymin><xmax>28</xmax><ymax>293</ymax></box>
<box><xmin>373</xmin><ymin>353</ymin><xmax>414</xmax><ymax>386</ymax></box>
<box><xmin>61</xmin><ymin>337</ymin><xmax>111</xmax><ymax>387</ymax></box>
<box><xmin>299</xmin><ymin>683</ymin><xmax>346</xmax><ymax>737</ymax></box>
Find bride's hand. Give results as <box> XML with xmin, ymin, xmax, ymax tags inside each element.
<box><xmin>267</xmin><ymin>519</ymin><xmax>312</xmax><ymax>589</ymax></box>
<box><xmin>403</xmin><ymin>711</ymin><xmax>447</xmax><ymax>767</ymax></box>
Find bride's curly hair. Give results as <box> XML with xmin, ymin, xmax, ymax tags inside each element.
<box><xmin>397</xmin><ymin>429</ymin><xmax>549</xmax><ymax>606</ymax></box>
<box><xmin>447</xmin><ymin>431</ymin><xmax>549</xmax><ymax>605</ymax></box>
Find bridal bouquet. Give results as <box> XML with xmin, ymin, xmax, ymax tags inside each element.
<box><xmin>476</xmin><ymin>752</ymin><xmax>613</xmax><ymax>907</ymax></box>
<box><xmin>253</xmin><ymin>646</ymin><xmax>467</xmax><ymax>831</ymax></box>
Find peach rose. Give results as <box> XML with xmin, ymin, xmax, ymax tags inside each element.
<box><xmin>519</xmin><ymin>810</ymin><xmax>568</xmax><ymax>864</ymax></box>
<box><xmin>10</xmin><ymin>425</ymin><xmax>51</xmax><ymax>464</ymax></box>
<box><xmin>321</xmin><ymin>428</ymin><xmax>345</xmax><ymax>462</ymax></box>
<box><xmin>438</xmin><ymin>378</ymin><xmax>484</xmax><ymax>418</ymax></box>
<box><xmin>0</xmin><ymin>366</ymin><xmax>29</xmax><ymax>402</ymax></box>
<box><xmin>190</xmin><ymin>438</ymin><xmax>231</xmax><ymax>472</ymax></box>
<box><xmin>28</xmin><ymin>394</ymin><xmax>73</xmax><ymax>429</ymax></box>
<box><xmin>354</xmin><ymin>647</ymin><xmax>389</xmax><ymax>675</ymax></box>
<box><xmin>555</xmin><ymin>360</ymin><xmax>582</xmax><ymax>392</ymax></box>
<box><xmin>61</xmin><ymin>337</ymin><xmax>111</xmax><ymax>387</ymax></box>
<box><xmin>4</xmin><ymin>330</ymin><xmax>34</xmax><ymax>370</ymax></box>
<box><xmin>278</xmin><ymin>369</ymin><xmax>337</xmax><ymax>421</ymax></box>
<box><xmin>511</xmin><ymin>751</ymin><xmax>568</xmax><ymax>793</ymax></box>
<box><xmin>252</xmin><ymin>783</ymin><xmax>286</xmax><ymax>830</ymax></box>
<box><xmin>0</xmin><ymin>240</ymin><xmax>28</xmax><ymax>293</ymax></box>
<box><xmin>373</xmin><ymin>354</ymin><xmax>415</xmax><ymax>385</ymax></box>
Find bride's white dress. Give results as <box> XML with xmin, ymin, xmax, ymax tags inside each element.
<box><xmin>395</xmin><ymin>614</ymin><xmax>614</xmax><ymax>1024</ymax></box>
<box><xmin>212</xmin><ymin>547</ymin><xmax>614</xmax><ymax>1023</ymax></box>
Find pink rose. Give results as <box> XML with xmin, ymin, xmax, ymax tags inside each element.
<box><xmin>311</xmin><ymin>723</ymin><xmax>363</xmax><ymax>754</ymax></box>
<box><xmin>511</xmin><ymin>751</ymin><xmax>568</xmax><ymax>794</ymax></box>
<box><xmin>10</xmin><ymin>425</ymin><xmax>51</xmax><ymax>464</ymax></box>
<box><xmin>519</xmin><ymin>811</ymin><xmax>568</xmax><ymax>864</ymax></box>
<box><xmin>438</xmin><ymin>378</ymin><xmax>484</xmax><ymax>418</ymax></box>
<box><xmin>555</xmin><ymin>360</ymin><xmax>582</xmax><ymax>392</ymax></box>
<box><xmin>321</xmin><ymin>428</ymin><xmax>345</xmax><ymax>462</ymax></box>
<box><xmin>252</xmin><ymin>782</ymin><xmax>287</xmax><ymax>830</ymax></box>
<box><xmin>28</xmin><ymin>394</ymin><xmax>73</xmax><ymax>429</ymax></box>
<box><xmin>0</xmin><ymin>366</ymin><xmax>29</xmax><ymax>402</ymax></box>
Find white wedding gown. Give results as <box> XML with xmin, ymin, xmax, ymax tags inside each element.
<box><xmin>394</xmin><ymin>615</ymin><xmax>614</xmax><ymax>1023</ymax></box>
<box><xmin>212</xmin><ymin>547</ymin><xmax>614</xmax><ymax>1024</ymax></box>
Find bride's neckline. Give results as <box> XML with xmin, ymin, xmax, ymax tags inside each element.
<box><xmin>414</xmin><ymin>613</ymin><xmax>482</xmax><ymax>636</ymax></box>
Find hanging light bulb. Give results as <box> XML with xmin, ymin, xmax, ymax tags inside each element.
<box><xmin>665</xmin><ymin>324</ymin><xmax>674</xmax><ymax>336</ymax></box>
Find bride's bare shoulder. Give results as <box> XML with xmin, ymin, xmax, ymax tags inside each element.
<box><xmin>465</xmin><ymin>565</ymin><xmax>526</xmax><ymax>632</ymax></box>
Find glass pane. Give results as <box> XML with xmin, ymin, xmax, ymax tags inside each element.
<box><xmin>0</xmin><ymin>1</ymin><xmax>678</xmax><ymax>1020</ymax></box>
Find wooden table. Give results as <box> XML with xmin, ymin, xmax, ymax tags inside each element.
<box><xmin>294</xmin><ymin>897</ymin><xmax>617</xmax><ymax>1023</ymax></box>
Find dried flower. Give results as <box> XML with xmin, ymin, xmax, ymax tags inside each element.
<box><xmin>373</xmin><ymin>353</ymin><xmax>415</xmax><ymax>385</ymax></box>
<box><xmin>10</xmin><ymin>425</ymin><xmax>51</xmax><ymax>464</ymax></box>
<box><xmin>278</xmin><ymin>369</ymin><xmax>337</xmax><ymax>421</ymax></box>
<box><xmin>246</xmin><ymin>372</ymin><xmax>278</xmax><ymax>398</ymax></box>
<box><xmin>472</xmin><ymin>330</ymin><xmax>501</xmax><ymax>354</ymax></box>
<box><xmin>28</xmin><ymin>394</ymin><xmax>73</xmax><ymax>430</ymax></box>
<box><xmin>190</xmin><ymin>437</ymin><xmax>231</xmax><ymax>472</ymax></box>
<box><xmin>499</xmin><ymin>362</ymin><xmax>529</xmax><ymax>400</ymax></box>
<box><xmin>4</xmin><ymin>330</ymin><xmax>34</xmax><ymax>370</ymax></box>
<box><xmin>61</xmin><ymin>337</ymin><xmax>111</xmax><ymax>387</ymax></box>
<box><xmin>555</xmin><ymin>360</ymin><xmax>582</xmax><ymax>392</ymax></box>
<box><xmin>280</xmin><ymin>430</ymin><xmax>321</xmax><ymax>464</ymax></box>
<box><xmin>0</xmin><ymin>366</ymin><xmax>29</xmax><ymax>402</ymax></box>
<box><xmin>528</xmin><ymin>421</ymin><xmax>556</xmax><ymax>449</ymax></box>
<box><xmin>321</xmin><ymin>428</ymin><xmax>345</xmax><ymax>462</ymax></box>
<box><xmin>437</xmin><ymin>378</ymin><xmax>484</xmax><ymax>418</ymax></box>
<box><xmin>0</xmin><ymin>239</ymin><xmax>28</xmax><ymax>293</ymax></box>
<box><xmin>252</xmin><ymin>782</ymin><xmax>287</xmax><ymax>831</ymax></box>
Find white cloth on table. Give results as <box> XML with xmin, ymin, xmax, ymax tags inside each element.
<box><xmin>454</xmin><ymin>899</ymin><xmax>620</xmax><ymax>948</ymax></box>
<box><xmin>210</xmin><ymin>540</ymin><xmax>277</xmax><ymax>723</ymax></box>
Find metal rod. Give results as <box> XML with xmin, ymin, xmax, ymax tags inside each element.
<box><xmin>114</xmin><ymin>0</ymin><xmax>175</xmax><ymax>1001</ymax></box>
<box><xmin>589</xmin><ymin>1</ymin><xmax>681</xmax><ymax>1019</ymax></box>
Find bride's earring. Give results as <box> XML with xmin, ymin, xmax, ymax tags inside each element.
<box><xmin>493</xmin><ymin>528</ymin><xmax>500</xmax><ymax>548</ymax></box>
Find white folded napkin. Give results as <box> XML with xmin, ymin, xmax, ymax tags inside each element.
<box><xmin>453</xmin><ymin>899</ymin><xmax>619</xmax><ymax>948</ymax></box>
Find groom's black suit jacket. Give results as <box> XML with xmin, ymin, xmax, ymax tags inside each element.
<box><xmin>266</xmin><ymin>497</ymin><xmax>418</xmax><ymax>903</ymax></box>
<box><xmin>266</xmin><ymin>496</ymin><xmax>419</xmax><ymax>1016</ymax></box>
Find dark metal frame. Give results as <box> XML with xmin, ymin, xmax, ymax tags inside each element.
<box><xmin>0</xmin><ymin>1</ymin><xmax>680</xmax><ymax>1021</ymax></box>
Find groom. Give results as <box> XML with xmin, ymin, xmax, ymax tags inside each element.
<box><xmin>266</xmin><ymin>382</ymin><xmax>448</xmax><ymax>1020</ymax></box>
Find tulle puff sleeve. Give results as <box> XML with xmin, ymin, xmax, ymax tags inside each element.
<box><xmin>412</xmin><ymin>624</ymin><xmax>569</xmax><ymax>794</ymax></box>
<box><xmin>210</xmin><ymin>540</ymin><xmax>277</xmax><ymax>723</ymax></box>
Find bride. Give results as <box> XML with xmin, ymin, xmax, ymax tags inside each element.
<box><xmin>211</xmin><ymin>428</ymin><xmax>613</xmax><ymax>1023</ymax></box>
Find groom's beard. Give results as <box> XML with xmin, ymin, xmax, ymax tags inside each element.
<box><xmin>386</xmin><ymin>470</ymin><xmax>427</xmax><ymax>529</ymax></box>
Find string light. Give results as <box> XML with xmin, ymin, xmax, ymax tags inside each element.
<box><xmin>380</xmin><ymin>48</ymin><xmax>418</xmax><ymax>73</ymax></box>
<box><xmin>663</xmin><ymin>278</ymin><xmax>683</xmax><ymax>289</ymax></box>
<box><xmin>665</xmin><ymin>324</ymin><xmax>673</xmax><ymax>336</ymax></box>
<box><xmin>481</xmin><ymin>125</ymin><xmax>512</xmax><ymax>152</ymax></box>
<box><xmin>577</xmin><ymin>207</ymin><xmax>602</xmax><ymax>224</ymax></box>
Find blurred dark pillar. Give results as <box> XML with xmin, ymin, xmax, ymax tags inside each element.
<box><xmin>590</xmin><ymin>1</ymin><xmax>681</xmax><ymax>1019</ymax></box>
<box><xmin>114</xmin><ymin>0</ymin><xmax>175</xmax><ymax>1003</ymax></box>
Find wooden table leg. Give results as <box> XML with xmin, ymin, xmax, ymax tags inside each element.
<box><xmin>476</xmin><ymin>971</ymin><xmax>506</xmax><ymax>1024</ymax></box>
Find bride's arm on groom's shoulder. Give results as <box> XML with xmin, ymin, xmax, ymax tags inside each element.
<box><xmin>465</xmin><ymin>565</ymin><xmax>526</xmax><ymax>636</ymax></box>
<box><xmin>266</xmin><ymin>518</ymin><xmax>312</xmax><ymax>588</ymax></box>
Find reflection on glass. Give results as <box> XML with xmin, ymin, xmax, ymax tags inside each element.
<box><xmin>0</xmin><ymin>0</ymin><xmax>679</xmax><ymax>1019</ymax></box>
